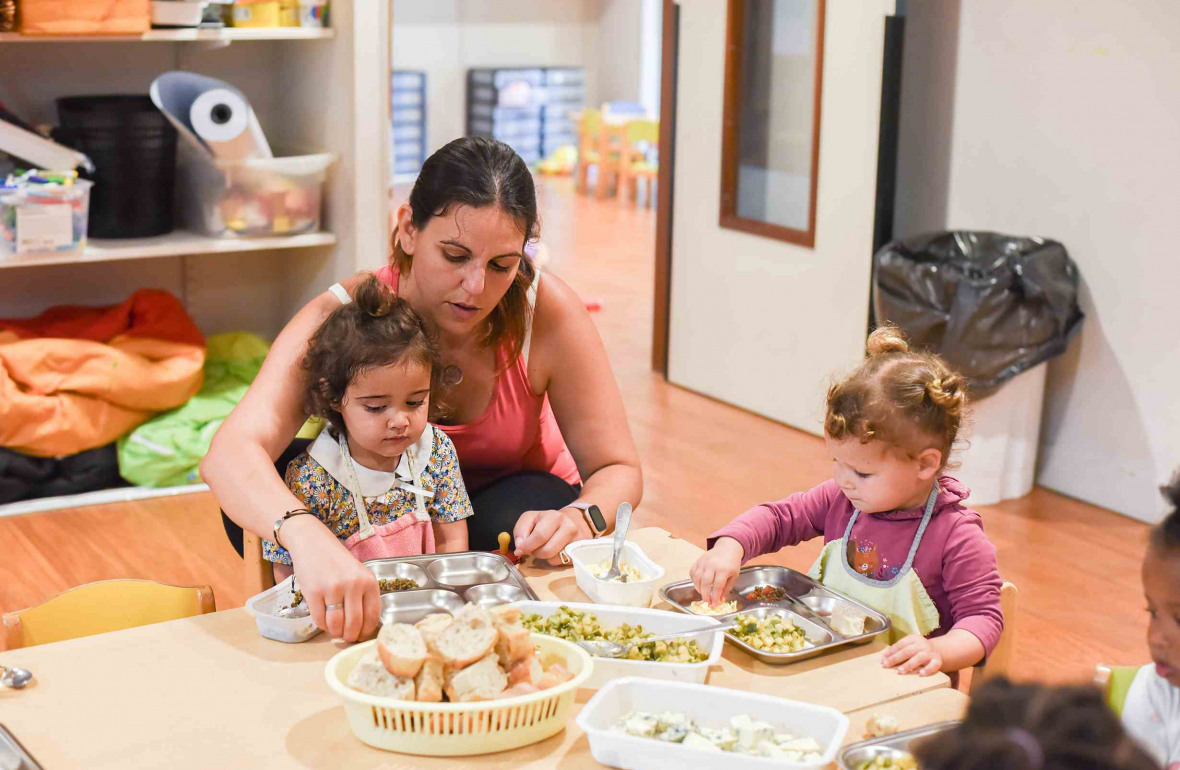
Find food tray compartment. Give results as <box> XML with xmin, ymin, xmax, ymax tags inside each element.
<box><xmin>837</xmin><ymin>721</ymin><xmax>960</xmax><ymax>770</ymax></box>
<box><xmin>379</xmin><ymin>589</ymin><xmax>466</xmax><ymax>626</ymax></box>
<box><xmin>511</xmin><ymin>600</ymin><xmax>725</xmax><ymax>688</ymax></box>
<box><xmin>659</xmin><ymin>566</ymin><xmax>890</xmax><ymax>663</ymax></box>
<box><xmin>366</xmin><ymin>560</ymin><xmax>429</xmax><ymax>589</ymax></box>
<box><xmin>464</xmin><ymin>583</ymin><xmax>530</xmax><ymax>607</ymax></box>
<box><xmin>725</xmin><ymin>607</ymin><xmax>835</xmax><ymax>664</ymax></box>
<box><xmin>426</xmin><ymin>553</ymin><xmax>511</xmax><ymax>586</ymax></box>
<box><xmin>577</xmin><ymin>677</ymin><xmax>848</xmax><ymax>770</ymax></box>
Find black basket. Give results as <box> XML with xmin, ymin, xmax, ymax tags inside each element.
<box><xmin>55</xmin><ymin>95</ymin><xmax>178</xmax><ymax>239</ymax></box>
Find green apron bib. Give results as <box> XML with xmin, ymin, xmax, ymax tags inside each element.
<box><xmin>807</xmin><ymin>485</ymin><xmax>941</xmax><ymax>643</ymax></box>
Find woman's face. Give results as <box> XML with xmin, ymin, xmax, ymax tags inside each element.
<box><xmin>397</xmin><ymin>203</ymin><xmax>525</xmax><ymax>339</ymax></box>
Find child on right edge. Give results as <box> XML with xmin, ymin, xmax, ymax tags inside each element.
<box><xmin>1122</xmin><ymin>470</ymin><xmax>1180</xmax><ymax>768</ymax></box>
<box><xmin>689</xmin><ymin>325</ymin><xmax>1003</xmax><ymax>678</ymax></box>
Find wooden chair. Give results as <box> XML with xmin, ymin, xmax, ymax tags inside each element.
<box><xmin>970</xmin><ymin>581</ymin><xmax>1019</xmax><ymax>692</ymax></box>
<box><xmin>575</xmin><ymin>108</ymin><xmax>603</xmax><ymax>194</ymax></box>
<box><xmin>1094</xmin><ymin>663</ymin><xmax>1142</xmax><ymax>717</ymax></box>
<box><xmin>3</xmin><ymin>579</ymin><xmax>215</xmax><ymax>649</ymax></box>
<box><xmin>595</xmin><ymin>122</ymin><xmax>628</xmax><ymax>199</ymax></box>
<box><xmin>618</xmin><ymin>118</ymin><xmax>659</xmax><ymax>208</ymax></box>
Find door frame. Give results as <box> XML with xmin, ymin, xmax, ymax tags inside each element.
<box><xmin>651</xmin><ymin>0</ymin><xmax>679</xmax><ymax>375</ymax></box>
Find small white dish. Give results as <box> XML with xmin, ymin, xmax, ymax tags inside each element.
<box><xmin>245</xmin><ymin>575</ymin><xmax>322</xmax><ymax>643</ymax></box>
<box><xmin>564</xmin><ymin>538</ymin><xmax>666</xmax><ymax>607</ymax></box>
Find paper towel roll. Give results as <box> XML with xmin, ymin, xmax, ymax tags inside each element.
<box><xmin>190</xmin><ymin>89</ymin><xmax>271</xmax><ymax>160</ymax></box>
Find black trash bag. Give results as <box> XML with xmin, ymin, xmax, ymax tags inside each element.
<box><xmin>872</xmin><ymin>231</ymin><xmax>1084</xmax><ymax>393</ymax></box>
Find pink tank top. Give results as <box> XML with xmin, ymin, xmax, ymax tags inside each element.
<box><xmin>374</xmin><ymin>265</ymin><xmax>580</xmax><ymax>492</ymax></box>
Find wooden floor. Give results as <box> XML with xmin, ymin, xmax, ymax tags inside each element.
<box><xmin>0</xmin><ymin>178</ymin><xmax>1151</xmax><ymax>684</ymax></box>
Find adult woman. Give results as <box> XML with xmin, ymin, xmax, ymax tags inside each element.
<box><xmin>203</xmin><ymin>137</ymin><xmax>642</xmax><ymax>642</ymax></box>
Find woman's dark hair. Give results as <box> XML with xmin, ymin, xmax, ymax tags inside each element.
<box><xmin>1151</xmin><ymin>468</ymin><xmax>1180</xmax><ymax>554</ymax></box>
<box><xmin>391</xmin><ymin>136</ymin><xmax>539</xmax><ymax>361</ymax></box>
<box><xmin>914</xmin><ymin>677</ymin><xmax>1159</xmax><ymax>770</ymax></box>
<box><xmin>303</xmin><ymin>275</ymin><xmax>444</xmax><ymax>431</ymax></box>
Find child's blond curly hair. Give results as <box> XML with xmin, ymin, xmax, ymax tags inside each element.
<box><xmin>825</xmin><ymin>325</ymin><xmax>968</xmax><ymax>467</ymax></box>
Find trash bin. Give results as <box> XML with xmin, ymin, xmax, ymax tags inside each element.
<box><xmin>873</xmin><ymin>231</ymin><xmax>1084</xmax><ymax>504</ymax></box>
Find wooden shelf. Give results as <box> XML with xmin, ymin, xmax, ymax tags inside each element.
<box><xmin>0</xmin><ymin>230</ymin><xmax>337</xmax><ymax>269</ymax></box>
<box><xmin>0</xmin><ymin>483</ymin><xmax>209</xmax><ymax>519</ymax></box>
<box><xmin>0</xmin><ymin>27</ymin><xmax>334</xmax><ymax>43</ymax></box>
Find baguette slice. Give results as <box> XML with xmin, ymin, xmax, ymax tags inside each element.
<box><xmin>432</xmin><ymin>607</ymin><xmax>497</xmax><ymax>668</ymax></box>
<box><xmin>444</xmin><ymin>653</ymin><xmax>508</xmax><ymax>702</ymax></box>
<box><xmin>507</xmin><ymin>654</ymin><xmax>542</xmax><ymax>687</ymax></box>
<box><xmin>414</xmin><ymin>657</ymin><xmax>444</xmax><ymax>703</ymax></box>
<box><xmin>489</xmin><ymin>605</ymin><xmax>522</xmax><ymax>626</ymax></box>
<box><xmin>377</xmin><ymin>623</ymin><xmax>428</xmax><ymax>678</ymax></box>
<box><xmin>346</xmin><ymin>649</ymin><xmax>416</xmax><ymax>701</ymax></box>
<box><xmin>495</xmin><ymin>621</ymin><xmax>533</xmax><ymax>669</ymax></box>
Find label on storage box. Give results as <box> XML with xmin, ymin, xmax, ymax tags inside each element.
<box><xmin>16</xmin><ymin>204</ymin><xmax>72</xmax><ymax>254</ymax></box>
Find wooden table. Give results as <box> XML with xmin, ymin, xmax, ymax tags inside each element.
<box><xmin>0</xmin><ymin>528</ymin><xmax>962</xmax><ymax>769</ymax></box>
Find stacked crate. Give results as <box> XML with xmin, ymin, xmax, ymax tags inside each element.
<box><xmin>466</xmin><ymin>66</ymin><xmax>585</xmax><ymax>166</ymax></box>
<box><xmin>391</xmin><ymin>70</ymin><xmax>427</xmax><ymax>179</ymax></box>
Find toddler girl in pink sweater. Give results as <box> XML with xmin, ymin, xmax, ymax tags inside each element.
<box><xmin>690</xmin><ymin>325</ymin><xmax>1003</xmax><ymax>677</ymax></box>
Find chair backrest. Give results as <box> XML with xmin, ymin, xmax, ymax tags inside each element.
<box><xmin>1094</xmin><ymin>663</ymin><xmax>1142</xmax><ymax>717</ymax></box>
<box><xmin>971</xmin><ymin>581</ymin><xmax>1018</xmax><ymax>691</ymax></box>
<box><xmin>3</xmin><ymin>579</ymin><xmax>215</xmax><ymax>649</ymax></box>
<box><xmin>625</xmin><ymin>118</ymin><xmax>660</xmax><ymax>145</ymax></box>
<box><xmin>577</xmin><ymin>108</ymin><xmax>602</xmax><ymax>146</ymax></box>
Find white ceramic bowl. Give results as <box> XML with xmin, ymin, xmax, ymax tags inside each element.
<box><xmin>564</xmin><ymin>539</ymin><xmax>666</xmax><ymax>607</ymax></box>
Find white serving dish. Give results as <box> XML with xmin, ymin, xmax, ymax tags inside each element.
<box><xmin>151</xmin><ymin>1</ymin><xmax>207</xmax><ymax>27</ymax></box>
<box><xmin>564</xmin><ymin>539</ymin><xmax>666</xmax><ymax>607</ymax></box>
<box><xmin>245</xmin><ymin>575</ymin><xmax>322</xmax><ymax>643</ymax></box>
<box><xmin>576</xmin><ymin>678</ymin><xmax>849</xmax><ymax>770</ymax></box>
<box><xmin>511</xmin><ymin>600</ymin><xmax>723</xmax><ymax>687</ymax></box>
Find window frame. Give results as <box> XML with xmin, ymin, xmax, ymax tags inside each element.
<box><xmin>719</xmin><ymin>0</ymin><xmax>826</xmax><ymax>248</ymax></box>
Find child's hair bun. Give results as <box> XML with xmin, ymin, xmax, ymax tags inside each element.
<box><xmin>926</xmin><ymin>373</ymin><xmax>967</xmax><ymax>417</ymax></box>
<box><xmin>866</xmin><ymin>324</ymin><xmax>910</xmax><ymax>357</ymax></box>
<box><xmin>354</xmin><ymin>274</ymin><xmax>396</xmax><ymax>318</ymax></box>
<box><xmin>1163</xmin><ymin>468</ymin><xmax>1180</xmax><ymax>511</ymax></box>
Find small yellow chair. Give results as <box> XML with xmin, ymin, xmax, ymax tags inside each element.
<box><xmin>618</xmin><ymin>119</ymin><xmax>659</xmax><ymax>208</ymax></box>
<box><xmin>3</xmin><ymin>579</ymin><xmax>216</xmax><ymax>650</ymax></box>
<box><xmin>595</xmin><ymin>122</ymin><xmax>628</xmax><ymax>199</ymax></box>
<box><xmin>575</xmin><ymin>108</ymin><xmax>603</xmax><ymax>195</ymax></box>
<box><xmin>1095</xmin><ymin>663</ymin><xmax>1142</xmax><ymax>717</ymax></box>
<box><xmin>970</xmin><ymin>581</ymin><xmax>1019</xmax><ymax>692</ymax></box>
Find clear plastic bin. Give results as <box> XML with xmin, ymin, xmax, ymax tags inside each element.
<box><xmin>0</xmin><ymin>179</ymin><xmax>92</xmax><ymax>258</ymax></box>
<box><xmin>178</xmin><ymin>148</ymin><xmax>335</xmax><ymax>237</ymax></box>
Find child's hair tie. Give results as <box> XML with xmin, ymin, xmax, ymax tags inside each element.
<box><xmin>1004</xmin><ymin>728</ymin><xmax>1044</xmax><ymax>769</ymax></box>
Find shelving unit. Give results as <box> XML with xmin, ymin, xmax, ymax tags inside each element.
<box><xmin>0</xmin><ymin>6</ymin><xmax>391</xmax><ymax>515</ymax></box>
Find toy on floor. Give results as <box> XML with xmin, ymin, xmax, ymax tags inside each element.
<box><xmin>536</xmin><ymin>145</ymin><xmax>577</xmax><ymax>176</ymax></box>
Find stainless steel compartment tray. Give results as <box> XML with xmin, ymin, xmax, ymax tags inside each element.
<box><xmin>658</xmin><ymin>564</ymin><xmax>891</xmax><ymax>664</ymax></box>
<box><xmin>364</xmin><ymin>551</ymin><xmax>539</xmax><ymax>625</ymax></box>
<box><xmin>837</xmin><ymin>721</ymin><xmax>960</xmax><ymax>769</ymax></box>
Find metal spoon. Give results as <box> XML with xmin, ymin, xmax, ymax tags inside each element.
<box><xmin>576</xmin><ymin>619</ymin><xmax>738</xmax><ymax>658</ymax></box>
<box><xmin>0</xmin><ymin>666</ymin><xmax>33</xmax><ymax>689</ymax></box>
<box><xmin>599</xmin><ymin>502</ymin><xmax>633</xmax><ymax>583</ymax></box>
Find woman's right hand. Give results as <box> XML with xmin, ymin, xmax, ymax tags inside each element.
<box><xmin>689</xmin><ymin>536</ymin><xmax>745</xmax><ymax>607</ymax></box>
<box><xmin>283</xmin><ymin>516</ymin><xmax>381</xmax><ymax>641</ymax></box>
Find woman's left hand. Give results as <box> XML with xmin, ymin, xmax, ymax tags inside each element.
<box><xmin>513</xmin><ymin>508</ymin><xmax>588</xmax><ymax>562</ymax></box>
<box><xmin>881</xmin><ymin>634</ymin><xmax>943</xmax><ymax>676</ymax></box>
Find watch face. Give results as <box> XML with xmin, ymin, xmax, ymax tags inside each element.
<box><xmin>586</xmin><ymin>504</ymin><xmax>607</xmax><ymax>533</ymax></box>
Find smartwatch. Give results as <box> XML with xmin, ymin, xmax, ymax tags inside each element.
<box><xmin>564</xmin><ymin>502</ymin><xmax>608</xmax><ymax>538</ymax></box>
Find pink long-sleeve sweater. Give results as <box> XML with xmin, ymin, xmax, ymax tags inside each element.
<box><xmin>707</xmin><ymin>477</ymin><xmax>1003</xmax><ymax>655</ymax></box>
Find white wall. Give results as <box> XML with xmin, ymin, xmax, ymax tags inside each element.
<box><xmin>392</xmin><ymin>0</ymin><xmax>601</xmax><ymax>155</ymax></box>
<box><xmin>668</xmin><ymin>0</ymin><xmax>895</xmax><ymax>434</ymax></box>
<box><xmin>896</xmin><ymin>0</ymin><xmax>1180</xmax><ymax>522</ymax></box>
<box><xmin>596</xmin><ymin>0</ymin><xmax>643</xmax><ymax>105</ymax></box>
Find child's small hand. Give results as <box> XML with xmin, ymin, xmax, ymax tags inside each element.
<box><xmin>689</xmin><ymin>537</ymin><xmax>745</xmax><ymax>607</ymax></box>
<box><xmin>881</xmin><ymin>634</ymin><xmax>943</xmax><ymax>676</ymax></box>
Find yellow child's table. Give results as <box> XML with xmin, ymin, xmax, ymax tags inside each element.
<box><xmin>0</xmin><ymin>528</ymin><xmax>965</xmax><ymax>768</ymax></box>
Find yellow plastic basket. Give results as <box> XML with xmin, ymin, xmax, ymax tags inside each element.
<box><xmin>325</xmin><ymin>633</ymin><xmax>593</xmax><ymax>756</ymax></box>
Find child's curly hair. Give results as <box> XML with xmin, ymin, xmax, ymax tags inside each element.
<box><xmin>915</xmin><ymin>677</ymin><xmax>1158</xmax><ymax>770</ymax></box>
<box><xmin>1152</xmin><ymin>468</ymin><xmax>1180</xmax><ymax>554</ymax></box>
<box><xmin>303</xmin><ymin>275</ymin><xmax>443</xmax><ymax>432</ymax></box>
<box><xmin>825</xmin><ymin>325</ymin><xmax>967</xmax><ymax>466</ymax></box>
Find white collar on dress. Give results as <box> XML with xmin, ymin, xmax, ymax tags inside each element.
<box><xmin>308</xmin><ymin>425</ymin><xmax>434</xmax><ymax>498</ymax></box>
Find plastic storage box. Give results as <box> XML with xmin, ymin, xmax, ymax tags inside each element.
<box><xmin>179</xmin><ymin>150</ymin><xmax>335</xmax><ymax>237</ymax></box>
<box><xmin>0</xmin><ymin>179</ymin><xmax>92</xmax><ymax>259</ymax></box>
<box><xmin>576</xmin><ymin>678</ymin><xmax>849</xmax><ymax>770</ymax></box>
<box><xmin>511</xmin><ymin>600</ymin><xmax>724</xmax><ymax>687</ymax></box>
<box><xmin>245</xmin><ymin>575</ymin><xmax>321</xmax><ymax>643</ymax></box>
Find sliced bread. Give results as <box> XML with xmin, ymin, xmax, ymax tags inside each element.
<box><xmin>414</xmin><ymin>657</ymin><xmax>444</xmax><ymax>703</ymax></box>
<box><xmin>489</xmin><ymin>605</ymin><xmax>522</xmax><ymax>626</ymax></box>
<box><xmin>431</xmin><ymin>607</ymin><xmax>497</xmax><ymax>668</ymax></box>
<box><xmin>444</xmin><ymin>653</ymin><xmax>508</xmax><ymax>702</ymax></box>
<box><xmin>346</xmin><ymin>649</ymin><xmax>417</xmax><ymax>701</ymax></box>
<box><xmin>494</xmin><ymin>621</ymin><xmax>533</xmax><ymax>669</ymax></box>
<box><xmin>377</xmin><ymin>622</ymin><xmax>428</xmax><ymax>678</ymax></box>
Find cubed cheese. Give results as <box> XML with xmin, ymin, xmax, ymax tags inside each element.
<box><xmin>656</xmin><ymin>725</ymin><xmax>690</xmax><ymax>743</ymax></box>
<box><xmin>777</xmin><ymin>737</ymin><xmax>823</xmax><ymax>753</ymax></box>
<box><xmin>682</xmin><ymin>732</ymin><xmax>722</xmax><ymax>752</ymax></box>
<box><xmin>731</xmin><ymin>715</ymin><xmax>775</xmax><ymax>750</ymax></box>
<box><xmin>656</xmin><ymin>712</ymin><xmax>693</xmax><ymax>732</ymax></box>
<box><xmin>699</xmin><ymin>727</ymin><xmax>738</xmax><ymax>751</ymax></box>
<box><xmin>621</xmin><ymin>714</ymin><xmax>659</xmax><ymax>738</ymax></box>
